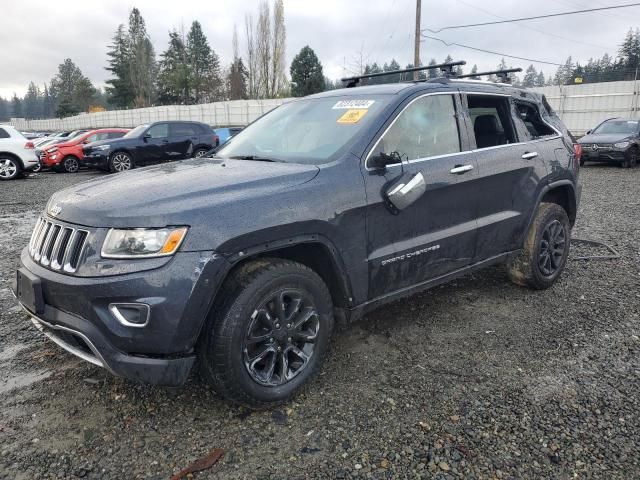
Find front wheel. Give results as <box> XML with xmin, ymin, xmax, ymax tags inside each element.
<box><xmin>62</xmin><ymin>156</ymin><xmax>79</xmax><ymax>173</ymax></box>
<box><xmin>198</xmin><ymin>259</ymin><xmax>334</xmax><ymax>408</ymax></box>
<box><xmin>193</xmin><ymin>148</ymin><xmax>209</xmax><ymax>158</ymax></box>
<box><xmin>109</xmin><ymin>152</ymin><xmax>133</xmax><ymax>173</ymax></box>
<box><xmin>507</xmin><ymin>202</ymin><xmax>571</xmax><ymax>290</ymax></box>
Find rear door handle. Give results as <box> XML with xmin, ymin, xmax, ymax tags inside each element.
<box><xmin>450</xmin><ymin>164</ymin><xmax>474</xmax><ymax>174</ymax></box>
<box><xmin>522</xmin><ymin>151</ymin><xmax>538</xmax><ymax>160</ymax></box>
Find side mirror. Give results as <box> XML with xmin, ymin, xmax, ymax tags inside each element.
<box><xmin>383</xmin><ymin>172</ymin><xmax>426</xmax><ymax>214</ymax></box>
<box><xmin>586</xmin><ymin>129</ymin><xmax>592</xmax><ymax>135</ymax></box>
<box><xmin>369</xmin><ymin>152</ymin><xmax>398</xmax><ymax>171</ymax></box>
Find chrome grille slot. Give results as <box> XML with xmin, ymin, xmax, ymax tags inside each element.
<box><xmin>28</xmin><ymin>218</ymin><xmax>89</xmax><ymax>273</ymax></box>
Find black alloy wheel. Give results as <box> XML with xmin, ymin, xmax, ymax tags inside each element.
<box><xmin>537</xmin><ymin>219</ymin><xmax>567</xmax><ymax>277</ymax></box>
<box><xmin>243</xmin><ymin>289</ymin><xmax>320</xmax><ymax>386</ymax></box>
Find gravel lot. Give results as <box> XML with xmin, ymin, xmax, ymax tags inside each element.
<box><xmin>1</xmin><ymin>166</ymin><xmax>639</xmax><ymax>479</ymax></box>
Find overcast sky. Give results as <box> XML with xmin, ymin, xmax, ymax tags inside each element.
<box><xmin>0</xmin><ymin>0</ymin><xmax>637</xmax><ymax>98</ymax></box>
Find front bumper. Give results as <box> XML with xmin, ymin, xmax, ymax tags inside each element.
<box><xmin>581</xmin><ymin>148</ymin><xmax>627</xmax><ymax>163</ymax></box>
<box><xmin>83</xmin><ymin>152</ymin><xmax>109</xmax><ymax>169</ymax></box>
<box><xmin>13</xmin><ymin>248</ymin><xmax>230</xmax><ymax>386</ymax></box>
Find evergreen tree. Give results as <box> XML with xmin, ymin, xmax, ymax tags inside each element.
<box><xmin>290</xmin><ymin>46</ymin><xmax>324</xmax><ymax>97</ymax></box>
<box><xmin>42</xmin><ymin>84</ymin><xmax>55</xmax><ymax>118</ymax></box>
<box><xmin>23</xmin><ymin>82</ymin><xmax>42</xmax><ymax>119</ymax></box>
<box><xmin>105</xmin><ymin>24</ymin><xmax>134</xmax><ymax>108</ymax></box>
<box><xmin>187</xmin><ymin>21</ymin><xmax>222</xmax><ymax>103</ymax></box>
<box><xmin>128</xmin><ymin>8</ymin><xmax>156</xmax><ymax>107</ymax></box>
<box><xmin>469</xmin><ymin>64</ymin><xmax>480</xmax><ymax>80</ymax></box>
<box><xmin>227</xmin><ymin>58</ymin><xmax>249</xmax><ymax>100</ymax></box>
<box><xmin>0</xmin><ymin>97</ymin><xmax>8</xmax><ymax>121</ymax></box>
<box><xmin>535</xmin><ymin>71</ymin><xmax>546</xmax><ymax>87</ymax></box>
<box><xmin>522</xmin><ymin>65</ymin><xmax>537</xmax><ymax>88</ymax></box>
<box><xmin>11</xmin><ymin>94</ymin><xmax>22</xmax><ymax>118</ymax></box>
<box><xmin>157</xmin><ymin>30</ymin><xmax>190</xmax><ymax>104</ymax></box>
<box><xmin>427</xmin><ymin>58</ymin><xmax>439</xmax><ymax>79</ymax></box>
<box><xmin>50</xmin><ymin>58</ymin><xmax>95</xmax><ymax>117</ymax></box>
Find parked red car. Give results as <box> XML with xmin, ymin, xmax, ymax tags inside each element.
<box><xmin>41</xmin><ymin>128</ymin><xmax>130</xmax><ymax>173</ymax></box>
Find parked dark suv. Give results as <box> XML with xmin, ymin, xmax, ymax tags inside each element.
<box><xmin>13</xmin><ymin>64</ymin><xmax>581</xmax><ymax>408</ymax></box>
<box><xmin>83</xmin><ymin>121</ymin><xmax>218</xmax><ymax>172</ymax></box>
<box><xmin>578</xmin><ymin>117</ymin><xmax>640</xmax><ymax>168</ymax></box>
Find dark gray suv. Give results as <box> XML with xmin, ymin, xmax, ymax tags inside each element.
<box><xmin>578</xmin><ymin>117</ymin><xmax>640</xmax><ymax>168</ymax></box>
<box><xmin>13</xmin><ymin>65</ymin><xmax>582</xmax><ymax>407</ymax></box>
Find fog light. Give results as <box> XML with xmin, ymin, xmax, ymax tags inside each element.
<box><xmin>108</xmin><ymin>303</ymin><xmax>150</xmax><ymax>327</ymax></box>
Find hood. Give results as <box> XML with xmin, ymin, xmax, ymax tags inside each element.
<box><xmin>578</xmin><ymin>133</ymin><xmax>631</xmax><ymax>144</ymax></box>
<box><xmin>47</xmin><ymin>158</ymin><xmax>320</xmax><ymax>228</ymax></box>
<box><xmin>46</xmin><ymin>140</ymin><xmax>77</xmax><ymax>150</ymax></box>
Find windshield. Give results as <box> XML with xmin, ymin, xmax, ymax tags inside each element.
<box><xmin>124</xmin><ymin>124</ymin><xmax>149</xmax><ymax>138</ymax></box>
<box><xmin>593</xmin><ymin>119</ymin><xmax>639</xmax><ymax>135</ymax></box>
<box><xmin>217</xmin><ymin>96</ymin><xmax>390</xmax><ymax>164</ymax></box>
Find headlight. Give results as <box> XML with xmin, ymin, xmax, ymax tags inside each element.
<box><xmin>101</xmin><ymin>227</ymin><xmax>188</xmax><ymax>258</ymax></box>
<box><xmin>614</xmin><ymin>141</ymin><xmax>630</xmax><ymax>149</ymax></box>
<box><xmin>94</xmin><ymin>144</ymin><xmax>111</xmax><ymax>151</ymax></box>
<box><xmin>51</xmin><ymin>154</ymin><xmax>58</xmax><ymax>160</ymax></box>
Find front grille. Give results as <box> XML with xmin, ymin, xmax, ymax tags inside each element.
<box><xmin>28</xmin><ymin>217</ymin><xmax>89</xmax><ymax>273</ymax></box>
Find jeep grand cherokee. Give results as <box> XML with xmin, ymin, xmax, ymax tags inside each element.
<box><xmin>13</xmin><ymin>68</ymin><xmax>581</xmax><ymax>407</ymax></box>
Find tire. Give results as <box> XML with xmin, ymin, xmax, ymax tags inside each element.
<box><xmin>622</xmin><ymin>148</ymin><xmax>638</xmax><ymax>168</ymax></box>
<box><xmin>507</xmin><ymin>202</ymin><xmax>571</xmax><ymax>290</ymax></box>
<box><xmin>31</xmin><ymin>161</ymin><xmax>42</xmax><ymax>173</ymax></box>
<box><xmin>198</xmin><ymin>258</ymin><xmax>334</xmax><ymax>408</ymax></box>
<box><xmin>109</xmin><ymin>152</ymin><xmax>133</xmax><ymax>173</ymax></box>
<box><xmin>62</xmin><ymin>156</ymin><xmax>80</xmax><ymax>173</ymax></box>
<box><xmin>193</xmin><ymin>148</ymin><xmax>209</xmax><ymax>158</ymax></box>
<box><xmin>0</xmin><ymin>156</ymin><xmax>22</xmax><ymax>181</ymax></box>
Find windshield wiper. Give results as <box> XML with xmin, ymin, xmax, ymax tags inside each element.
<box><xmin>229</xmin><ymin>155</ymin><xmax>279</xmax><ymax>162</ymax></box>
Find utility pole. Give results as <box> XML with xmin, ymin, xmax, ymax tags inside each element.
<box><xmin>413</xmin><ymin>0</ymin><xmax>422</xmax><ymax>81</ymax></box>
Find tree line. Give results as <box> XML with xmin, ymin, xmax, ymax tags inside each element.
<box><xmin>4</xmin><ymin>13</ymin><xmax>640</xmax><ymax>121</ymax></box>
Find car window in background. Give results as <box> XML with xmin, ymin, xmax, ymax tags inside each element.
<box><xmin>593</xmin><ymin>119</ymin><xmax>639</xmax><ymax>134</ymax></box>
<box><xmin>108</xmin><ymin>132</ymin><xmax>127</xmax><ymax>139</ymax></box>
<box><xmin>217</xmin><ymin>96</ymin><xmax>390</xmax><ymax>164</ymax></box>
<box><xmin>148</xmin><ymin>124</ymin><xmax>169</xmax><ymax>139</ymax></box>
<box><xmin>124</xmin><ymin>124</ymin><xmax>149</xmax><ymax>138</ymax></box>
<box><xmin>0</xmin><ymin>128</ymin><xmax>9</xmax><ymax>139</ymax></box>
<box><xmin>171</xmin><ymin>123</ymin><xmax>197</xmax><ymax>136</ymax></box>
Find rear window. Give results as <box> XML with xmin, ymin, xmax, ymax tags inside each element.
<box><xmin>171</xmin><ymin>123</ymin><xmax>198</xmax><ymax>136</ymax></box>
<box><xmin>515</xmin><ymin>101</ymin><xmax>557</xmax><ymax>139</ymax></box>
<box><xmin>0</xmin><ymin>128</ymin><xmax>9</xmax><ymax>139</ymax></box>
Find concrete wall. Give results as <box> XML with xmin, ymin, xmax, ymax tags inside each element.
<box><xmin>530</xmin><ymin>80</ymin><xmax>639</xmax><ymax>136</ymax></box>
<box><xmin>9</xmin><ymin>98</ymin><xmax>292</xmax><ymax>131</ymax></box>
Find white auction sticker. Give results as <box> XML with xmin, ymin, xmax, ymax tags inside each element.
<box><xmin>332</xmin><ymin>99</ymin><xmax>375</xmax><ymax>109</ymax></box>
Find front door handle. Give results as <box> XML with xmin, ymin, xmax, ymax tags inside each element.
<box><xmin>450</xmin><ymin>164</ymin><xmax>474</xmax><ymax>174</ymax></box>
<box><xmin>522</xmin><ymin>151</ymin><xmax>538</xmax><ymax>160</ymax></box>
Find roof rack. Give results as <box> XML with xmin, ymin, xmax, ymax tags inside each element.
<box><xmin>453</xmin><ymin>68</ymin><xmax>523</xmax><ymax>84</ymax></box>
<box><xmin>341</xmin><ymin>61</ymin><xmax>466</xmax><ymax>88</ymax></box>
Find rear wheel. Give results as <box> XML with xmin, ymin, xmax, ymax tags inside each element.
<box><xmin>507</xmin><ymin>202</ymin><xmax>571</xmax><ymax>290</ymax></box>
<box><xmin>109</xmin><ymin>152</ymin><xmax>133</xmax><ymax>173</ymax></box>
<box><xmin>199</xmin><ymin>259</ymin><xmax>334</xmax><ymax>408</ymax></box>
<box><xmin>62</xmin><ymin>156</ymin><xmax>79</xmax><ymax>173</ymax></box>
<box><xmin>193</xmin><ymin>148</ymin><xmax>209</xmax><ymax>158</ymax></box>
<box><xmin>0</xmin><ymin>156</ymin><xmax>21</xmax><ymax>181</ymax></box>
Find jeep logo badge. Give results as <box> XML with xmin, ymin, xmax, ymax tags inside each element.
<box><xmin>49</xmin><ymin>204</ymin><xmax>62</xmax><ymax>217</ymax></box>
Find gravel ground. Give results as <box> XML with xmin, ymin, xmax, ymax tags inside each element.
<box><xmin>0</xmin><ymin>166</ymin><xmax>639</xmax><ymax>480</ymax></box>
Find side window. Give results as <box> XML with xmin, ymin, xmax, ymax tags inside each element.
<box><xmin>147</xmin><ymin>124</ymin><xmax>169</xmax><ymax>139</ymax></box>
<box><xmin>467</xmin><ymin>95</ymin><xmax>517</xmax><ymax>149</ymax></box>
<box><xmin>108</xmin><ymin>132</ymin><xmax>126</xmax><ymax>139</ymax></box>
<box><xmin>85</xmin><ymin>134</ymin><xmax>99</xmax><ymax>143</ymax></box>
<box><xmin>0</xmin><ymin>128</ymin><xmax>10</xmax><ymax>139</ymax></box>
<box><xmin>171</xmin><ymin>123</ymin><xmax>197</xmax><ymax>137</ymax></box>
<box><xmin>373</xmin><ymin>94</ymin><xmax>461</xmax><ymax>162</ymax></box>
<box><xmin>515</xmin><ymin>102</ymin><xmax>556</xmax><ymax>139</ymax></box>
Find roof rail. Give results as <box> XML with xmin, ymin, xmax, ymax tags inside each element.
<box><xmin>341</xmin><ymin>61</ymin><xmax>466</xmax><ymax>88</ymax></box>
<box><xmin>454</xmin><ymin>68</ymin><xmax>523</xmax><ymax>83</ymax></box>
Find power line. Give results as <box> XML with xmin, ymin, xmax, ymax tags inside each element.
<box><xmin>455</xmin><ymin>0</ymin><xmax>615</xmax><ymax>52</ymax></box>
<box><xmin>421</xmin><ymin>34</ymin><xmax>564</xmax><ymax>66</ymax></box>
<box><xmin>423</xmin><ymin>2</ymin><xmax>640</xmax><ymax>33</ymax></box>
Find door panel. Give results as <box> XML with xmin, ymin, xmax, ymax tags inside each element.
<box><xmin>364</xmin><ymin>92</ymin><xmax>479</xmax><ymax>299</ymax></box>
<box><xmin>461</xmin><ymin>94</ymin><xmax>549</xmax><ymax>260</ymax></box>
<box><xmin>139</xmin><ymin>123</ymin><xmax>169</xmax><ymax>165</ymax></box>
<box><xmin>169</xmin><ymin>123</ymin><xmax>197</xmax><ymax>158</ymax></box>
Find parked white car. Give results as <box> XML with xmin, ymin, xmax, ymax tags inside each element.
<box><xmin>0</xmin><ymin>125</ymin><xmax>39</xmax><ymax>180</ymax></box>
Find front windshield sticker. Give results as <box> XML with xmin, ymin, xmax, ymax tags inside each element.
<box><xmin>332</xmin><ymin>99</ymin><xmax>375</xmax><ymax>110</ymax></box>
<box><xmin>337</xmin><ymin>109</ymin><xmax>369</xmax><ymax>124</ymax></box>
